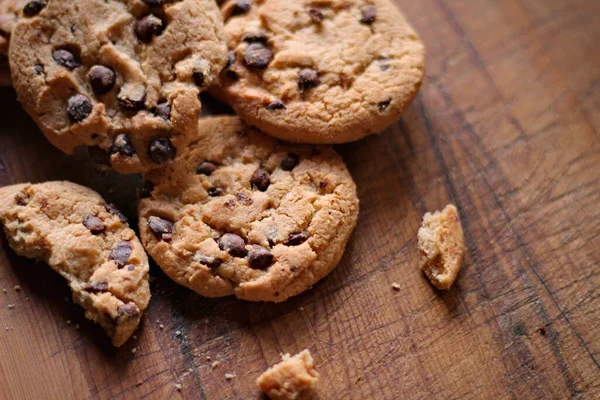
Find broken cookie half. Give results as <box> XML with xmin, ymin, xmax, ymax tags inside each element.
<box><xmin>0</xmin><ymin>181</ymin><xmax>150</xmax><ymax>346</ymax></box>
<box><xmin>418</xmin><ymin>204</ymin><xmax>465</xmax><ymax>290</ymax></box>
<box><xmin>257</xmin><ymin>349</ymin><xmax>320</xmax><ymax>400</ymax></box>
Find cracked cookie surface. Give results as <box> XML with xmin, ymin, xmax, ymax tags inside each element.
<box><xmin>9</xmin><ymin>0</ymin><xmax>227</xmax><ymax>174</ymax></box>
<box><xmin>138</xmin><ymin>116</ymin><xmax>359</xmax><ymax>302</ymax></box>
<box><xmin>216</xmin><ymin>0</ymin><xmax>425</xmax><ymax>144</ymax></box>
<box><xmin>0</xmin><ymin>181</ymin><xmax>150</xmax><ymax>346</ymax></box>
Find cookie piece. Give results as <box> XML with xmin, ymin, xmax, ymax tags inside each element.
<box><xmin>0</xmin><ymin>0</ymin><xmax>27</xmax><ymax>86</ymax></box>
<box><xmin>216</xmin><ymin>0</ymin><xmax>425</xmax><ymax>144</ymax></box>
<box><xmin>257</xmin><ymin>349</ymin><xmax>320</xmax><ymax>400</ymax></box>
<box><xmin>138</xmin><ymin>116</ymin><xmax>359</xmax><ymax>302</ymax></box>
<box><xmin>0</xmin><ymin>181</ymin><xmax>150</xmax><ymax>346</ymax></box>
<box><xmin>9</xmin><ymin>0</ymin><xmax>227</xmax><ymax>174</ymax></box>
<box><xmin>418</xmin><ymin>204</ymin><xmax>465</xmax><ymax>290</ymax></box>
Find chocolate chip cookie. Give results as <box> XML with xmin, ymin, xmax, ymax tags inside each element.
<box><xmin>138</xmin><ymin>116</ymin><xmax>359</xmax><ymax>302</ymax></box>
<box><xmin>216</xmin><ymin>0</ymin><xmax>425</xmax><ymax>144</ymax></box>
<box><xmin>0</xmin><ymin>181</ymin><xmax>150</xmax><ymax>346</ymax></box>
<box><xmin>0</xmin><ymin>0</ymin><xmax>27</xmax><ymax>86</ymax></box>
<box><xmin>9</xmin><ymin>0</ymin><xmax>227</xmax><ymax>174</ymax></box>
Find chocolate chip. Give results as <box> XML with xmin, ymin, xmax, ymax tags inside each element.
<box><xmin>224</xmin><ymin>51</ymin><xmax>236</xmax><ymax>69</ymax></box>
<box><xmin>308</xmin><ymin>8</ymin><xmax>323</xmax><ymax>23</ymax></box>
<box><xmin>286</xmin><ymin>231</ymin><xmax>308</xmax><ymax>246</ymax></box>
<box><xmin>247</xmin><ymin>245</ymin><xmax>273</xmax><ymax>269</ymax></box>
<box><xmin>52</xmin><ymin>48</ymin><xmax>80</xmax><ymax>70</ymax></box>
<box><xmin>251</xmin><ymin>169</ymin><xmax>270</xmax><ymax>191</ymax></box>
<box><xmin>218</xmin><ymin>233</ymin><xmax>247</xmax><ymax>257</ymax></box>
<box><xmin>88</xmin><ymin>65</ymin><xmax>116</xmax><ymax>95</ymax></box>
<box><xmin>243</xmin><ymin>31</ymin><xmax>268</xmax><ymax>43</ymax></box>
<box><xmin>88</xmin><ymin>146</ymin><xmax>111</xmax><ymax>165</ymax></box>
<box><xmin>15</xmin><ymin>193</ymin><xmax>29</xmax><ymax>206</ymax></box>
<box><xmin>154</xmin><ymin>102</ymin><xmax>171</xmax><ymax>120</ymax></box>
<box><xmin>118</xmin><ymin>303</ymin><xmax>140</xmax><ymax>318</ymax></box>
<box><xmin>67</xmin><ymin>94</ymin><xmax>92</xmax><ymax>123</ymax></box>
<box><xmin>298</xmin><ymin>68</ymin><xmax>320</xmax><ymax>93</ymax></box>
<box><xmin>225</xmin><ymin>70</ymin><xmax>239</xmax><ymax>81</ymax></box>
<box><xmin>140</xmin><ymin>181</ymin><xmax>155</xmax><ymax>199</ymax></box>
<box><xmin>111</xmin><ymin>134</ymin><xmax>135</xmax><ymax>156</ymax></box>
<box><xmin>195</xmin><ymin>254</ymin><xmax>222</xmax><ymax>272</ymax></box>
<box><xmin>111</xmin><ymin>241</ymin><xmax>133</xmax><ymax>267</ymax></box>
<box><xmin>360</xmin><ymin>5</ymin><xmax>377</xmax><ymax>25</ymax></box>
<box><xmin>135</xmin><ymin>14</ymin><xmax>164</xmax><ymax>42</ymax></box>
<box><xmin>378</xmin><ymin>99</ymin><xmax>391</xmax><ymax>112</ymax></box>
<box><xmin>236</xmin><ymin>192</ymin><xmax>252</xmax><ymax>205</ymax></box>
<box><xmin>142</xmin><ymin>0</ymin><xmax>163</xmax><ymax>7</ymax></box>
<box><xmin>84</xmin><ymin>282</ymin><xmax>108</xmax><ymax>294</ymax></box>
<box><xmin>118</xmin><ymin>91</ymin><xmax>146</xmax><ymax>111</ymax></box>
<box><xmin>148</xmin><ymin>138</ymin><xmax>176</xmax><ymax>164</ymax></box>
<box><xmin>83</xmin><ymin>214</ymin><xmax>105</xmax><ymax>234</ymax></box>
<box><xmin>244</xmin><ymin>43</ymin><xmax>272</xmax><ymax>69</ymax></box>
<box><xmin>148</xmin><ymin>216</ymin><xmax>174</xmax><ymax>241</ymax></box>
<box><xmin>126</xmin><ymin>265</ymin><xmax>135</xmax><ymax>271</ymax></box>
<box><xmin>280</xmin><ymin>153</ymin><xmax>299</xmax><ymax>171</ymax></box>
<box><xmin>232</xmin><ymin>0</ymin><xmax>251</xmax><ymax>15</ymax></box>
<box><xmin>34</xmin><ymin>64</ymin><xmax>45</xmax><ymax>75</ymax></box>
<box><xmin>196</xmin><ymin>161</ymin><xmax>217</xmax><ymax>176</ymax></box>
<box><xmin>104</xmin><ymin>203</ymin><xmax>128</xmax><ymax>223</ymax></box>
<box><xmin>208</xmin><ymin>187</ymin><xmax>225</xmax><ymax>197</ymax></box>
<box><xmin>193</xmin><ymin>71</ymin><xmax>206</xmax><ymax>87</ymax></box>
<box><xmin>265</xmin><ymin>100</ymin><xmax>286</xmax><ymax>110</ymax></box>
<box><xmin>23</xmin><ymin>0</ymin><xmax>45</xmax><ymax>17</ymax></box>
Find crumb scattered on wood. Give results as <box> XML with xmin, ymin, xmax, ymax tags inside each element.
<box><xmin>131</xmin><ymin>348</ymin><xmax>137</xmax><ymax>354</ymax></box>
<box><xmin>206</xmin><ymin>356</ymin><xmax>212</xmax><ymax>361</ymax></box>
<box><xmin>136</xmin><ymin>380</ymin><xmax>143</xmax><ymax>386</ymax></box>
<box><xmin>175</xmin><ymin>330</ymin><xmax>181</xmax><ymax>337</ymax></box>
<box><xmin>225</xmin><ymin>373</ymin><xmax>235</xmax><ymax>380</ymax></box>
<box><xmin>159</xmin><ymin>324</ymin><xmax>164</xmax><ymax>330</ymax></box>
<box><xmin>175</xmin><ymin>383</ymin><xmax>182</xmax><ymax>391</ymax></box>
<box><xmin>75</xmin><ymin>324</ymin><xmax>80</xmax><ymax>330</ymax></box>
<box><xmin>391</xmin><ymin>283</ymin><xmax>400</xmax><ymax>291</ymax></box>
<box><xmin>212</xmin><ymin>361</ymin><xmax>220</xmax><ymax>369</ymax></box>
<box><xmin>14</xmin><ymin>285</ymin><xmax>21</xmax><ymax>291</ymax></box>
<box><xmin>2</xmin><ymin>288</ymin><xmax>6</xmax><ymax>293</ymax></box>
<box><xmin>7</xmin><ymin>304</ymin><xmax>14</xmax><ymax>309</ymax></box>
<box><xmin>298</xmin><ymin>306</ymin><xmax>305</xmax><ymax>311</ymax></box>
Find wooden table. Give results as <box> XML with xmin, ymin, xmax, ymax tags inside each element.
<box><xmin>1</xmin><ymin>0</ymin><xmax>599</xmax><ymax>398</ymax></box>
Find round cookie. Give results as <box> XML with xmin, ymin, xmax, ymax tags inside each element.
<box><xmin>138</xmin><ymin>116</ymin><xmax>359</xmax><ymax>302</ymax></box>
<box><xmin>9</xmin><ymin>0</ymin><xmax>227</xmax><ymax>174</ymax></box>
<box><xmin>216</xmin><ymin>0</ymin><xmax>425</xmax><ymax>144</ymax></box>
<box><xmin>0</xmin><ymin>181</ymin><xmax>150</xmax><ymax>347</ymax></box>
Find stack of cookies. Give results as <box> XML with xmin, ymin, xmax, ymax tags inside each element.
<box><xmin>0</xmin><ymin>0</ymin><xmax>424</xmax><ymax>363</ymax></box>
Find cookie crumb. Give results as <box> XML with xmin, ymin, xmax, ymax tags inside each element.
<box><xmin>2</xmin><ymin>288</ymin><xmax>6</xmax><ymax>293</ymax></box>
<box><xmin>175</xmin><ymin>330</ymin><xmax>181</xmax><ymax>337</ymax></box>
<box><xmin>14</xmin><ymin>285</ymin><xmax>21</xmax><ymax>291</ymax></box>
<box><xmin>257</xmin><ymin>350</ymin><xmax>319</xmax><ymax>400</ymax></box>
<box><xmin>5</xmin><ymin>327</ymin><xmax>8</xmax><ymax>331</ymax></box>
<box><xmin>159</xmin><ymin>324</ymin><xmax>164</xmax><ymax>330</ymax></box>
<box><xmin>418</xmin><ymin>205</ymin><xmax>465</xmax><ymax>290</ymax></box>
<box><xmin>25</xmin><ymin>297</ymin><xmax>30</xmax><ymax>300</ymax></box>
<box><xmin>225</xmin><ymin>373</ymin><xmax>235</xmax><ymax>381</ymax></box>
<box><xmin>206</xmin><ymin>356</ymin><xmax>212</xmax><ymax>361</ymax></box>
<box><xmin>175</xmin><ymin>383</ymin><xmax>182</xmax><ymax>391</ymax></box>
<box><xmin>391</xmin><ymin>282</ymin><xmax>400</xmax><ymax>291</ymax></box>
<box><xmin>7</xmin><ymin>304</ymin><xmax>14</xmax><ymax>309</ymax></box>
<box><xmin>212</xmin><ymin>361</ymin><xmax>220</xmax><ymax>369</ymax></box>
<box><xmin>66</xmin><ymin>320</ymin><xmax>72</xmax><ymax>325</ymax></box>
<box><xmin>132</xmin><ymin>348</ymin><xmax>137</xmax><ymax>354</ymax></box>
<box><xmin>136</xmin><ymin>380</ymin><xmax>143</xmax><ymax>386</ymax></box>
<box><xmin>133</xmin><ymin>335</ymin><xmax>137</xmax><ymax>340</ymax></box>
<box><xmin>75</xmin><ymin>324</ymin><xmax>80</xmax><ymax>330</ymax></box>
<box><xmin>298</xmin><ymin>306</ymin><xmax>305</xmax><ymax>311</ymax></box>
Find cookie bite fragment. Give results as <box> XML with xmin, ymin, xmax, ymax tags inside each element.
<box><xmin>9</xmin><ymin>0</ymin><xmax>227</xmax><ymax>173</ymax></box>
<box><xmin>257</xmin><ymin>350</ymin><xmax>320</xmax><ymax>400</ymax></box>
<box><xmin>418</xmin><ymin>204</ymin><xmax>465</xmax><ymax>290</ymax></box>
<box><xmin>138</xmin><ymin>116</ymin><xmax>359</xmax><ymax>302</ymax></box>
<box><xmin>0</xmin><ymin>182</ymin><xmax>150</xmax><ymax>346</ymax></box>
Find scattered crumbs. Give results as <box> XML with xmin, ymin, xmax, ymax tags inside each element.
<box><xmin>2</xmin><ymin>288</ymin><xmax>6</xmax><ymax>293</ymax></box>
<box><xmin>66</xmin><ymin>320</ymin><xmax>71</xmax><ymax>325</ymax></box>
<box><xmin>14</xmin><ymin>285</ymin><xmax>21</xmax><ymax>292</ymax></box>
<box><xmin>132</xmin><ymin>348</ymin><xmax>137</xmax><ymax>354</ymax></box>
<box><xmin>133</xmin><ymin>335</ymin><xmax>138</xmax><ymax>340</ymax></box>
<box><xmin>175</xmin><ymin>383</ymin><xmax>182</xmax><ymax>391</ymax></box>
<box><xmin>298</xmin><ymin>306</ymin><xmax>305</xmax><ymax>311</ymax></box>
<box><xmin>392</xmin><ymin>283</ymin><xmax>401</xmax><ymax>291</ymax></box>
<box><xmin>159</xmin><ymin>324</ymin><xmax>164</xmax><ymax>330</ymax></box>
<box><xmin>75</xmin><ymin>324</ymin><xmax>80</xmax><ymax>330</ymax></box>
<box><xmin>136</xmin><ymin>380</ymin><xmax>143</xmax><ymax>386</ymax></box>
<box><xmin>206</xmin><ymin>356</ymin><xmax>212</xmax><ymax>361</ymax></box>
<box><xmin>7</xmin><ymin>304</ymin><xmax>14</xmax><ymax>309</ymax></box>
<box><xmin>538</xmin><ymin>325</ymin><xmax>547</xmax><ymax>336</ymax></box>
<box><xmin>175</xmin><ymin>330</ymin><xmax>181</xmax><ymax>337</ymax></box>
<box><xmin>224</xmin><ymin>373</ymin><xmax>235</xmax><ymax>381</ymax></box>
<box><xmin>4</xmin><ymin>327</ymin><xmax>8</xmax><ymax>332</ymax></box>
<box><xmin>25</xmin><ymin>297</ymin><xmax>29</xmax><ymax>300</ymax></box>
<box><xmin>188</xmin><ymin>368</ymin><xmax>193</xmax><ymax>373</ymax></box>
<box><xmin>211</xmin><ymin>361</ymin><xmax>220</xmax><ymax>369</ymax></box>
<box><xmin>156</xmin><ymin>319</ymin><xmax>160</xmax><ymax>323</ymax></box>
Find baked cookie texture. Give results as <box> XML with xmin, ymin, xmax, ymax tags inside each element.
<box><xmin>9</xmin><ymin>0</ymin><xmax>227</xmax><ymax>174</ymax></box>
<box><xmin>217</xmin><ymin>0</ymin><xmax>425</xmax><ymax>144</ymax></box>
<box><xmin>0</xmin><ymin>181</ymin><xmax>150</xmax><ymax>346</ymax></box>
<box><xmin>418</xmin><ymin>204</ymin><xmax>465</xmax><ymax>290</ymax></box>
<box><xmin>138</xmin><ymin>116</ymin><xmax>359</xmax><ymax>302</ymax></box>
<box><xmin>257</xmin><ymin>349</ymin><xmax>320</xmax><ymax>400</ymax></box>
<box><xmin>0</xmin><ymin>0</ymin><xmax>26</xmax><ymax>86</ymax></box>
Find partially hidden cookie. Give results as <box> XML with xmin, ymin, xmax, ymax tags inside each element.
<box><xmin>257</xmin><ymin>349</ymin><xmax>320</xmax><ymax>400</ymax></box>
<box><xmin>216</xmin><ymin>0</ymin><xmax>425</xmax><ymax>144</ymax></box>
<box><xmin>0</xmin><ymin>181</ymin><xmax>150</xmax><ymax>346</ymax></box>
<box><xmin>9</xmin><ymin>0</ymin><xmax>227</xmax><ymax>174</ymax></box>
<box><xmin>138</xmin><ymin>116</ymin><xmax>359</xmax><ymax>302</ymax></box>
<box><xmin>418</xmin><ymin>204</ymin><xmax>465</xmax><ymax>290</ymax></box>
<box><xmin>0</xmin><ymin>0</ymin><xmax>27</xmax><ymax>86</ymax></box>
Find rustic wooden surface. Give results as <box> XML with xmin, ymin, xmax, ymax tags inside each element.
<box><xmin>1</xmin><ymin>0</ymin><xmax>599</xmax><ymax>398</ymax></box>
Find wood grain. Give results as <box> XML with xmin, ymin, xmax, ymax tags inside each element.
<box><xmin>1</xmin><ymin>0</ymin><xmax>599</xmax><ymax>398</ymax></box>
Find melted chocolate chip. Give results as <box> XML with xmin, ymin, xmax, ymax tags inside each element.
<box><xmin>378</xmin><ymin>99</ymin><xmax>391</xmax><ymax>112</ymax></box>
<box><xmin>251</xmin><ymin>169</ymin><xmax>270</xmax><ymax>191</ymax></box>
<box><xmin>298</xmin><ymin>68</ymin><xmax>320</xmax><ymax>93</ymax></box>
<box><xmin>34</xmin><ymin>64</ymin><xmax>44</xmax><ymax>75</ymax></box>
<box><xmin>208</xmin><ymin>187</ymin><xmax>225</xmax><ymax>197</ymax></box>
<box><xmin>83</xmin><ymin>214</ymin><xmax>105</xmax><ymax>234</ymax></box>
<box><xmin>118</xmin><ymin>303</ymin><xmax>140</xmax><ymax>318</ymax></box>
<box><xmin>88</xmin><ymin>65</ymin><xmax>116</xmax><ymax>95</ymax></box>
<box><xmin>135</xmin><ymin>14</ymin><xmax>164</xmax><ymax>42</ymax></box>
<box><xmin>148</xmin><ymin>138</ymin><xmax>176</xmax><ymax>164</ymax></box>
<box><xmin>140</xmin><ymin>181</ymin><xmax>155</xmax><ymax>199</ymax></box>
<box><xmin>243</xmin><ymin>31</ymin><xmax>268</xmax><ymax>43</ymax></box>
<box><xmin>126</xmin><ymin>265</ymin><xmax>135</xmax><ymax>271</ymax></box>
<box><xmin>104</xmin><ymin>203</ymin><xmax>128</xmax><ymax>223</ymax></box>
<box><xmin>308</xmin><ymin>8</ymin><xmax>324</xmax><ymax>23</ymax></box>
<box><xmin>111</xmin><ymin>134</ymin><xmax>135</xmax><ymax>156</ymax></box>
<box><xmin>15</xmin><ymin>193</ymin><xmax>29</xmax><ymax>206</ymax></box>
<box><xmin>88</xmin><ymin>146</ymin><xmax>111</xmax><ymax>165</ymax></box>
<box><xmin>118</xmin><ymin>91</ymin><xmax>146</xmax><ymax>111</ymax></box>
<box><xmin>196</xmin><ymin>161</ymin><xmax>217</xmax><ymax>176</ymax></box>
<box><xmin>52</xmin><ymin>48</ymin><xmax>80</xmax><ymax>70</ymax></box>
<box><xmin>84</xmin><ymin>281</ymin><xmax>109</xmax><ymax>293</ymax></box>
<box><xmin>236</xmin><ymin>192</ymin><xmax>253</xmax><ymax>205</ymax></box>
<box><xmin>286</xmin><ymin>231</ymin><xmax>308</xmax><ymax>246</ymax></box>
<box><xmin>67</xmin><ymin>94</ymin><xmax>92</xmax><ymax>123</ymax></box>
<box><xmin>111</xmin><ymin>241</ymin><xmax>133</xmax><ymax>267</ymax></box>
<box><xmin>244</xmin><ymin>43</ymin><xmax>273</xmax><ymax>69</ymax></box>
<box><xmin>224</xmin><ymin>51</ymin><xmax>236</xmax><ymax>69</ymax></box>
<box><xmin>193</xmin><ymin>71</ymin><xmax>205</xmax><ymax>87</ymax></box>
<box><xmin>280</xmin><ymin>153</ymin><xmax>299</xmax><ymax>171</ymax></box>
<box><xmin>142</xmin><ymin>0</ymin><xmax>163</xmax><ymax>7</ymax></box>
<box><xmin>360</xmin><ymin>5</ymin><xmax>377</xmax><ymax>25</ymax></box>
<box><xmin>148</xmin><ymin>216</ymin><xmax>174</xmax><ymax>241</ymax></box>
<box><xmin>196</xmin><ymin>254</ymin><xmax>222</xmax><ymax>272</ymax></box>
<box><xmin>247</xmin><ymin>245</ymin><xmax>273</xmax><ymax>269</ymax></box>
<box><xmin>218</xmin><ymin>233</ymin><xmax>247</xmax><ymax>257</ymax></box>
<box><xmin>232</xmin><ymin>0</ymin><xmax>251</xmax><ymax>15</ymax></box>
<box><xmin>266</xmin><ymin>100</ymin><xmax>286</xmax><ymax>110</ymax></box>
<box><xmin>154</xmin><ymin>102</ymin><xmax>171</xmax><ymax>120</ymax></box>
<box><xmin>23</xmin><ymin>0</ymin><xmax>46</xmax><ymax>17</ymax></box>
